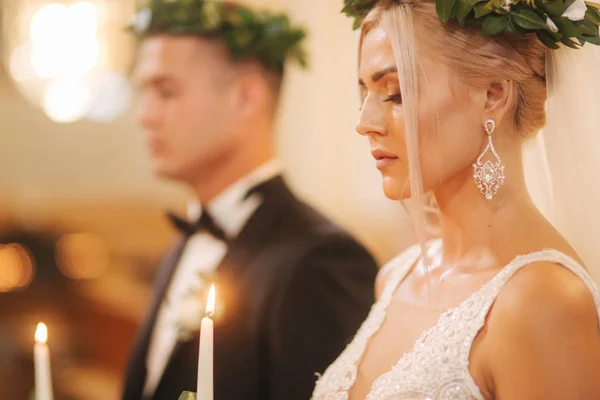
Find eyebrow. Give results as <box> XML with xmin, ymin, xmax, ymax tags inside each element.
<box><xmin>358</xmin><ymin>66</ymin><xmax>398</xmax><ymax>86</ymax></box>
<box><xmin>136</xmin><ymin>74</ymin><xmax>179</xmax><ymax>88</ymax></box>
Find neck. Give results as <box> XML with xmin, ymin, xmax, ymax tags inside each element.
<box><xmin>433</xmin><ymin>149</ymin><xmax>542</xmax><ymax>269</ymax></box>
<box><xmin>189</xmin><ymin>138</ymin><xmax>275</xmax><ymax>205</ymax></box>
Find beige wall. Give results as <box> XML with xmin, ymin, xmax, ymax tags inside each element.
<box><xmin>275</xmin><ymin>0</ymin><xmax>414</xmax><ymax>261</ymax></box>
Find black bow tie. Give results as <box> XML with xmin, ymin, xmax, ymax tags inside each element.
<box><xmin>167</xmin><ymin>211</ymin><xmax>228</xmax><ymax>242</ymax></box>
<box><xmin>166</xmin><ymin>175</ymin><xmax>280</xmax><ymax>242</ymax></box>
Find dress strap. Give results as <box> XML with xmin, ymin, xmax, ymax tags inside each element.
<box><xmin>450</xmin><ymin>248</ymin><xmax>600</xmax><ymax>397</ymax></box>
<box><xmin>464</xmin><ymin>249</ymin><xmax>600</xmax><ymax>365</ymax></box>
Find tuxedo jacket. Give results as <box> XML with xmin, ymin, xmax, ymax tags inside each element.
<box><xmin>122</xmin><ymin>176</ymin><xmax>378</xmax><ymax>400</ymax></box>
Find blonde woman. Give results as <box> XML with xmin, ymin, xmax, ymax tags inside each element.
<box><xmin>312</xmin><ymin>0</ymin><xmax>600</xmax><ymax>398</ymax></box>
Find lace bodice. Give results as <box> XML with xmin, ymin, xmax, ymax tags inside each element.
<box><xmin>311</xmin><ymin>241</ymin><xmax>600</xmax><ymax>400</ymax></box>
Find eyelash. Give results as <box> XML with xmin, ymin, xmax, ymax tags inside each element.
<box><xmin>358</xmin><ymin>93</ymin><xmax>403</xmax><ymax>111</ymax></box>
<box><xmin>384</xmin><ymin>93</ymin><xmax>403</xmax><ymax>104</ymax></box>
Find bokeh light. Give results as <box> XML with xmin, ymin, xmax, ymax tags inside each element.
<box><xmin>86</xmin><ymin>71</ymin><xmax>132</xmax><ymax>122</ymax></box>
<box><xmin>55</xmin><ymin>233</ymin><xmax>109</xmax><ymax>280</ymax></box>
<box><xmin>4</xmin><ymin>0</ymin><xmax>132</xmax><ymax>123</ymax></box>
<box><xmin>30</xmin><ymin>2</ymin><xmax>100</xmax><ymax>78</ymax></box>
<box><xmin>42</xmin><ymin>77</ymin><xmax>91</xmax><ymax>124</ymax></box>
<box><xmin>9</xmin><ymin>42</ymin><xmax>37</xmax><ymax>82</ymax></box>
<box><xmin>0</xmin><ymin>244</ymin><xmax>36</xmax><ymax>292</ymax></box>
<box><xmin>29</xmin><ymin>4</ymin><xmax>69</xmax><ymax>50</ymax></box>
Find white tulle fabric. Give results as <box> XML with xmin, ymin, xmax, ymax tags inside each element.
<box><xmin>311</xmin><ymin>241</ymin><xmax>600</xmax><ymax>400</ymax></box>
<box><xmin>524</xmin><ymin>44</ymin><xmax>600</xmax><ymax>280</ymax></box>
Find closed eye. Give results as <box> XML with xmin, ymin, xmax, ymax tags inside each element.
<box><xmin>383</xmin><ymin>93</ymin><xmax>402</xmax><ymax>104</ymax></box>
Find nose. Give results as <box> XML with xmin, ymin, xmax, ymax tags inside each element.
<box><xmin>355</xmin><ymin>97</ymin><xmax>385</xmax><ymax>137</ymax></box>
<box><xmin>137</xmin><ymin>93</ymin><xmax>160</xmax><ymax>130</ymax></box>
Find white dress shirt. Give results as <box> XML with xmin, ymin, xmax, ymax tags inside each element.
<box><xmin>143</xmin><ymin>160</ymin><xmax>281</xmax><ymax>396</ymax></box>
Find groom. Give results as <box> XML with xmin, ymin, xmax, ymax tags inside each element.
<box><xmin>121</xmin><ymin>1</ymin><xmax>378</xmax><ymax>400</ymax></box>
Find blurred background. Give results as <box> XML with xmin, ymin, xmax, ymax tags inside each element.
<box><xmin>0</xmin><ymin>0</ymin><xmax>415</xmax><ymax>398</ymax></box>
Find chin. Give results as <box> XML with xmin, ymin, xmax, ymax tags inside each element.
<box><xmin>382</xmin><ymin>176</ymin><xmax>410</xmax><ymax>200</ymax></box>
<box><xmin>151</xmin><ymin>161</ymin><xmax>183</xmax><ymax>181</ymax></box>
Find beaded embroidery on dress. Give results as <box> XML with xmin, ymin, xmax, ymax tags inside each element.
<box><xmin>311</xmin><ymin>241</ymin><xmax>600</xmax><ymax>400</ymax></box>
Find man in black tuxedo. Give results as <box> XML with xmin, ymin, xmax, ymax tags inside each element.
<box><xmin>122</xmin><ymin>1</ymin><xmax>378</xmax><ymax>399</ymax></box>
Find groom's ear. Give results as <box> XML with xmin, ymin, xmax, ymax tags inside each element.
<box><xmin>484</xmin><ymin>80</ymin><xmax>513</xmax><ymax>122</ymax></box>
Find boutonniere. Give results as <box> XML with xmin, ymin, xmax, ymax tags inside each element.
<box><xmin>169</xmin><ymin>272</ymin><xmax>218</xmax><ymax>342</ymax></box>
<box><xmin>172</xmin><ymin>286</ymin><xmax>208</xmax><ymax>341</ymax></box>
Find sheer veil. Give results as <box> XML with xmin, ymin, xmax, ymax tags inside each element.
<box><xmin>523</xmin><ymin>44</ymin><xmax>600</xmax><ymax>279</ymax></box>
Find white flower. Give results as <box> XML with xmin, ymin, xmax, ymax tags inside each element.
<box><xmin>562</xmin><ymin>0</ymin><xmax>587</xmax><ymax>21</ymax></box>
<box><xmin>174</xmin><ymin>294</ymin><xmax>205</xmax><ymax>340</ymax></box>
<box><xmin>546</xmin><ymin>16</ymin><xmax>559</xmax><ymax>32</ymax></box>
<box><xmin>132</xmin><ymin>8</ymin><xmax>152</xmax><ymax>33</ymax></box>
<box><xmin>502</xmin><ymin>0</ymin><xmax>513</xmax><ymax>12</ymax></box>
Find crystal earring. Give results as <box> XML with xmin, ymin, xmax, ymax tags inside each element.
<box><xmin>473</xmin><ymin>118</ymin><xmax>505</xmax><ymax>200</ymax></box>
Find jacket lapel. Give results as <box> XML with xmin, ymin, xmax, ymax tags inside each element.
<box><xmin>217</xmin><ymin>175</ymin><xmax>288</xmax><ymax>278</ymax></box>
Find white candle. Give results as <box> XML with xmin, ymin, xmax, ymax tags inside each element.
<box><xmin>197</xmin><ymin>284</ymin><xmax>215</xmax><ymax>400</ymax></box>
<box><xmin>34</xmin><ymin>322</ymin><xmax>54</xmax><ymax>400</ymax></box>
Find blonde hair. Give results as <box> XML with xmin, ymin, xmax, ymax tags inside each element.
<box><xmin>360</xmin><ymin>0</ymin><xmax>547</xmax><ymax>271</ymax></box>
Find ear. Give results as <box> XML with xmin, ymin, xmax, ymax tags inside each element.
<box><xmin>484</xmin><ymin>80</ymin><xmax>513</xmax><ymax>123</ymax></box>
<box><xmin>231</xmin><ymin>73</ymin><xmax>269</xmax><ymax>118</ymax></box>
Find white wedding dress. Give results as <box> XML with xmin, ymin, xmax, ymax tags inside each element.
<box><xmin>311</xmin><ymin>240</ymin><xmax>600</xmax><ymax>400</ymax></box>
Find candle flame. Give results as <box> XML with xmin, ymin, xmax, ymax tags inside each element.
<box><xmin>206</xmin><ymin>284</ymin><xmax>215</xmax><ymax>318</ymax></box>
<box><xmin>35</xmin><ymin>322</ymin><xmax>48</xmax><ymax>343</ymax></box>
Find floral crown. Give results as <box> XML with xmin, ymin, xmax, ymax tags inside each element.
<box><xmin>129</xmin><ymin>0</ymin><xmax>308</xmax><ymax>71</ymax></box>
<box><xmin>342</xmin><ymin>0</ymin><xmax>600</xmax><ymax>49</ymax></box>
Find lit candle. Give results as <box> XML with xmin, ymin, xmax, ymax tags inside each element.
<box><xmin>34</xmin><ymin>322</ymin><xmax>54</xmax><ymax>400</ymax></box>
<box><xmin>197</xmin><ymin>284</ymin><xmax>215</xmax><ymax>400</ymax></box>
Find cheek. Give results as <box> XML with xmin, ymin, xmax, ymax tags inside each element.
<box><xmin>387</xmin><ymin>107</ymin><xmax>407</xmax><ymax>157</ymax></box>
<box><xmin>180</xmin><ymin>94</ymin><xmax>235</xmax><ymax>153</ymax></box>
<box><xmin>418</xmin><ymin>88</ymin><xmax>481</xmax><ymax>189</ymax></box>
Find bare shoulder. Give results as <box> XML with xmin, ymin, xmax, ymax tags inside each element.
<box><xmin>483</xmin><ymin>260</ymin><xmax>600</xmax><ymax>398</ymax></box>
<box><xmin>492</xmin><ymin>260</ymin><xmax>599</xmax><ymax>328</ymax></box>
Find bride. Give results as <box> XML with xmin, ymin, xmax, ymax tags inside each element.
<box><xmin>312</xmin><ymin>0</ymin><xmax>600</xmax><ymax>398</ymax></box>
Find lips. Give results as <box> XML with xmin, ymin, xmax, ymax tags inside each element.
<box><xmin>371</xmin><ymin>149</ymin><xmax>398</xmax><ymax>169</ymax></box>
<box><xmin>147</xmin><ymin>138</ymin><xmax>165</xmax><ymax>155</ymax></box>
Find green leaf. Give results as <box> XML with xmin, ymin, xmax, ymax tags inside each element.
<box><xmin>455</xmin><ymin>0</ymin><xmax>477</xmax><ymax>25</ymax></box>
<box><xmin>541</xmin><ymin>0</ymin><xmax>566</xmax><ymax>17</ymax></box>
<box><xmin>577</xmin><ymin>18</ymin><xmax>599</xmax><ymax>34</ymax></box>
<box><xmin>437</xmin><ymin>0</ymin><xmax>458</xmax><ymax>22</ymax></box>
<box><xmin>508</xmin><ymin>14</ymin><xmax>530</xmax><ymax>34</ymax></box>
<box><xmin>586</xmin><ymin>6</ymin><xmax>600</xmax><ymax>24</ymax></box>
<box><xmin>236</xmin><ymin>7</ymin><xmax>256</xmax><ymax>23</ymax></box>
<box><xmin>178</xmin><ymin>392</ymin><xmax>197</xmax><ymax>400</ymax></box>
<box><xmin>554</xmin><ymin>16</ymin><xmax>584</xmax><ymax>36</ymax></box>
<box><xmin>482</xmin><ymin>13</ymin><xmax>508</xmax><ymax>34</ymax></box>
<box><xmin>474</xmin><ymin>1</ymin><xmax>494</xmax><ymax>17</ymax></box>
<box><xmin>580</xmin><ymin>33</ymin><xmax>600</xmax><ymax>43</ymax></box>
<box><xmin>561</xmin><ymin>35</ymin><xmax>581</xmax><ymax>47</ymax></box>
<box><xmin>537</xmin><ymin>30</ymin><xmax>561</xmax><ymax>48</ymax></box>
<box><xmin>511</xmin><ymin>7</ymin><xmax>549</xmax><ymax>29</ymax></box>
<box><xmin>341</xmin><ymin>0</ymin><xmax>356</xmax><ymax>14</ymax></box>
